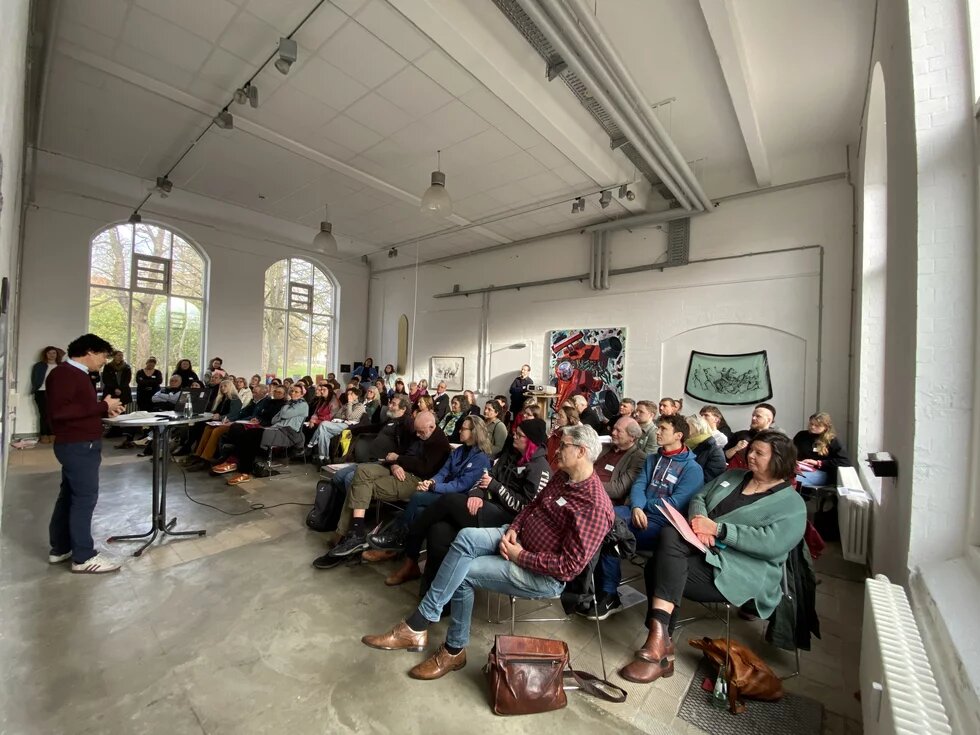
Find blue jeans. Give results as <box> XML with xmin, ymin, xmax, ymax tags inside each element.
<box><xmin>49</xmin><ymin>440</ymin><xmax>102</xmax><ymax>563</ymax></box>
<box><xmin>331</xmin><ymin>463</ymin><xmax>358</xmax><ymax>493</ymax></box>
<box><xmin>595</xmin><ymin>505</ymin><xmax>664</xmax><ymax>596</ymax></box>
<box><xmin>399</xmin><ymin>491</ymin><xmax>441</xmax><ymax>528</ymax></box>
<box><xmin>796</xmin><ymin>468</ymin><xmax>830</xmax><ymax>487</ymax></box>
<box><xmin>312</xmin><ymin>421</ymin><xmax>346</xmax><ymax>457</ymax></box>
<box><xmin>417</xmin><ymin>526</ymin><xmax>565</xmax><ymax>649</ymax></box>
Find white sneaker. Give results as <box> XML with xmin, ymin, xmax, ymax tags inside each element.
<box><xmin>48</xmin><ymin>551</ymin><xmax>72</xmax><ymax>564</ymax></box>
<box><xmin>71</xmin><ymin>553</ymin><xmax>122</xmax><ymax>574</ymax></box>
<box><xmin>132</xmin><ymin>437</ymin><xmax>150</xmax><ymax>447</ymax></box>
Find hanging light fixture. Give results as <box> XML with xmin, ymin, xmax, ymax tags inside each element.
<box><xmin>275</xmin><ymin>37</ymin><xmax>297</xmax><ymax>75</ymax></box>
<box><xmin>214</xmin><ymin>108</ymin><xmax>233</xmax><ymax>129</ymax></box>
<box><xmin>312</xmin><ymin>204</ymin><xmax>338</xmax><ymax>255</ymax></box>
<box><xmin>420</xmin><ymin>150</ymin><xmax>452</xmax><ymax>217</ymax></box>
<box><xmin>128</xmin><ymin>211</ymin><xmax>142</xmax><ymax>224</ymax></box>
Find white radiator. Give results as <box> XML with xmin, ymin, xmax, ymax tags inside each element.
<box><xmin>861</xmin><ymin>575</ymin><xmax>951</xmax><ymax>735</ymax></box>
<box><xmin>836</xmin><ymin>466</ymin><xmax>871</xmax><ymax>564</ymax></box>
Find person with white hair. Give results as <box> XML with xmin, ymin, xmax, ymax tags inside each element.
<box><xmin>361</xmin><ymin>424</ymin><xmax>614</xmax><ymax>681</ymax></box>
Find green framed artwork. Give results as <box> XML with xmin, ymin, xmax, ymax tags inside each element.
<box><xmin>684</xmin><ymin>350</ymin><xmax>773</xmax><ymax>405</ymax></box>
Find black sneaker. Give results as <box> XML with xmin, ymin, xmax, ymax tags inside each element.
<box><xmin>367</xmin><ymin>525</ymin><xmax>408</xmax><ymax>552</ymax></box>
<box><xmin>582</xmin><ymin>594</ymin><xmax>622</xmax><ymax>621</ymax></box>
<box><xmin>328</xmin><ymin>530</ymin><xmax>368</xmax><ymax>558</ymax></box>
<box><xmin>312</xmin><ymin>552</ymin><xmax>345</xmax><ymax>570</ymax></box>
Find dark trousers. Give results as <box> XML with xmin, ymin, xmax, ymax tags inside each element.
<box><xmin>234</xmin><ymin>430</ymin><xmax>265</xmax><ymax>474</ymax></box>
<box><xmin>49</xmin><ymin>440</ymin><xmax>102</xmax><ymax>563</ymax></box>
<box><xmin>643</xmin><ymin>526</ymin><xmax>724</xmax><ymax>624</ymax></box>
<box><xmin>596</xmin><ymin>505</ymin><xmax>664</xmax><ymax>595</ymax></box>
<box><xmin>34</xmin><ymin>391</ymin><xmax>51</xmax><ymax>436</ymax></box>
<box><xmin>405</xmin><ymin>493</ymin><xmax>513</xmax><ymax>590</ymax></box>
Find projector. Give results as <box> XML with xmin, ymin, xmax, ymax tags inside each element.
<box><xmin>528</xmin><ymin>385</ymin><xmax>556</xmax><ymax>395</ymax></box>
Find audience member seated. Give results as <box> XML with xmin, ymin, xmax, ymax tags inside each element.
<box><xmin>234</xmin><ymin>376</ymin><xmax>252</xmax><ymax>408</ymax></box>
<box><xmin>308</xmin><ymin>386</ymin><xmax>364</xmax><ymax>461</ymax></box>
<box><xmin>463</xmin><ymin>390</ymin><xmax>481</xmax><ymax>416</ymax></box>
<box><xmin>410</xmin><ymin>379</ymin><xmax>429</xmax><ymax>403</ymax></box>
<box><xmin>362</xmin><ymin>385</ymin><xmax>383</xmax><ymax>424</ymax></box>
<box><xmin>184</xmin><ymin>380</ymin><xmax>244</xmax><ymax>470</ymax></box>
<box><xmin>369</xmin><ymin>418</ymin><xmax>552</xmax><ymax>586</ymax></box>
<box><xmin>437</xmin><ymin>394</ymin><xmax>469</xmax><ymax>443</ymax></box>
<box><xmin>699</xmin><ymin>404</ymin><xmax>733</xmax><ymax>448</ymax></box>
<box><xmin>482</xmin><ymin>400</ymin><xmax>508</xmax><ymax>457</ymax></box>
<box><xmin>225</xmin><ymin>384</ymin><xmax>310</xmax><ymax>486</ymax></box>
<box><xmin>102</xmin><ymin>350</ymin><xmax>132</xmax><ymax>405</ymax></box>
<box><xmin>587</xmin><ymin>415</ymin><xmax>704</xmax><ymax>620</ymax></box>
<box><xmin>389</xmin><ymin>377</ymin><xmax>408</xmax><ymax>400</ymax></box>
<box><xmin>793</xmin><ymin>412</ymin><xmax>850</xmax><ymax>488</ymax></box>
<box><xmin>605</xmin><ymin>397</ymin><xmax>635</xmax><ymax>433</ymax></box>
<box><xmin>362</xmin><ymin>415</ymin><xmax>494</xmax><ymax>564</ymax></box>
<box><xmin>593</xmin><ymin>417</ymin><xmax>646</xmax><ymax>504</ymax></box>
<box><xmin>547</xmin><ymin>404</ymin><xmax>581</xmax><ymax>469</ymax></box>
<box><xmin>172</xmin><ymin>358</ymin><xmax>199</xmax><ymax>388</ymax></box>
<box><xmin>302</xmin><ymin>383</ymin><xmax>334</xmax><ymax>445</ymax></box>
<box><xmin>248</xmin><ymin>374</ymin><xmax>262</xmax><ymax>390</ymax></box>
<box><xmin>725</xmin><ymin>403</ymin><xmax>779</xmax><ymax>466</ymax></box>
<box><xmin>212</xmin><ymin>385</ymin><xmax>285</xmax><ymax>473</ymax></box>
<box><xmin>431</xmin><ymin>381</ymin><xmax>451</xmax><ymax>421</ymax></box>
<box><xmin>573</xmin><ymin>393</ymin><xmax>604</xmax><ymax>434</ymax></box>
<box><xmin>414</xmin><ymin>395</ymin><xmax>435</xmax><ymax>417</ymax></box>
<box><xmin>373</xmin><ymin>378</ymin><xmax>388</xmax><ymax>403</ymax></box>
<box><xmin>492</xmin><ymin>395</ymin><xmax>512</xmax><ymax>427</ymax></box>
<box><xmin>634</xmin><ymin>400</ymin><xmax>659</xmax><ymax>455</ymax></box>
<box><xmin>619</xmin><ymin>431</ymin><xmax>805</xmax><ymax>684</ymax></box>
<box><xmin>360</xmin><ymin>424</ymin><xmax>613</xmax><ymax>681</ymax></box>
<box><xmin>658</xmin><ymin>397</ymin><xmax>683</xmax><ymax>417</ymax></box>
<box><xmin>134</xmin><ymin>357</ymin><xmax>163</xmax><ymax>411</ymax></box>
<box><xmin>685</xmin><ymin>414</ymin><xmax>727</xmax><ymax>482</ymax></box>
<box><xmin>316</xmin><ymin>411</ymin><xmax>450</xmax><ymax>563</ymax></box>
<box><xmin>382</xmin><ymin>363</ymin><xmax>397</xmax><ymax>393</ymax></box>
<box><xmin>202</xmin><ymin>357</ymin><xmax>224</xmax><ymax>384</ymax></box>
<box><xmin>353</xmin><ymin>357</ymin><xmax>379</xmax><ymax>382</ymax></box>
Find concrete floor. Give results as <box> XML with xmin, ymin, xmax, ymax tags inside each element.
<box><xmin>0</xmin><ymin>444</ymin><xmax>866</xmax><ymax>734</ymax></box>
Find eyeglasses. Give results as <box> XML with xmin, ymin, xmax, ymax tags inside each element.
<box><xmin>559</xmin><ymin>441</ymin><xmax>582</xmax><ymax>452</ymax></box>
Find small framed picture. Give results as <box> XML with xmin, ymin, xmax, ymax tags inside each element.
<box><xmin>430</xmin><ymin>356</ymin><xmax>464</xmax><ymax>392</ymax></box>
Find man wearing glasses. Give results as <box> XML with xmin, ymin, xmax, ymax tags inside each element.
<box><xmin>361</xmin><ymin>424</ymin><xmax>614</xmax><ymax>681</ymax></box>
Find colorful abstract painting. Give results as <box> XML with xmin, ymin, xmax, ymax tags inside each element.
<box><xmin>684</xmin><ymin>350</ymin><xmax>773</xmax><ymax>405</ymax></box>
<box><xmin>548</xmin><ymin>327</ymin><xmax>626</xmax><ymax>410</ymax></box>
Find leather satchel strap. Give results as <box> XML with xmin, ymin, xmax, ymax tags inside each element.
<box><xmin>563</xmin><ymin>668</ymin><xmax>627</xmax><ymax>704</ymax></box>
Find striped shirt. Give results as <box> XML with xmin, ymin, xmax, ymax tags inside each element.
<box><xmin>510</xmin><ymin>470</ymin><xmax>614</xmax><ymax>582</ymax></box>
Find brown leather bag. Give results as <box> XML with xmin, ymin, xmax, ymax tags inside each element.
<box><xmin>484</xmin><ymin>635</ymin><xmax>627</xmax><ymax>715</ymax></box>
<box><xmin>689</xmin><ymin>636</ymin><xmax>783</xmax><ymax>714</ymax></box>
<box><xmin>486</xmin><ymin>635</ymin><xmax>569</xmax><ymax>715</ymax></box>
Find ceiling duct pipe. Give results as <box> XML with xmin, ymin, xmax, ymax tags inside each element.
<box><xmin>514</xmin><ymin>0</ymin><xmax>695</xmax><ymax>211</ymax></box>
<box><xmin>590</xmin><ymin>231</ymin><xmax>601</xmax><ymax>289</ymax></box>
<box><xmin>601</xmin><ymin>230</ymin><xmax>611</xmax><ymax>289</ymax></box>
<box><xmin>565</xmin><ymin>0</ymin><xmax>713</xmax><ymax>211</ymax></box>
<box><xmin>542</xmin><ymin>0</ymin><xmax>709</xmax><ymax>211</ymax></box>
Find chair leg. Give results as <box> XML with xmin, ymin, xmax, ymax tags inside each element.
<box><xmin>591</xmin><ymin>575</ymin><xmax>608</xmax><ymax>681</ymax></box>
<box><xmin>510</xmin><ymin>596</ymin><xmax>516</xmax><ymax>635</ymax></box>
<box><xmin>723</xmin><ymin>604</ymin><xmax>731</xmax><ymax>684</ymax></box>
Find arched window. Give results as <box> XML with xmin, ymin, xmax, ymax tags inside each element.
<box><xmin>262</xmin><ymin>257</ymin><xmax>337</xmax><ymax>379</ymax></box>
<box><xmin>88</xmin><ymin>222</ymin><xmax>208</xmax><ymax>375</ymax></box>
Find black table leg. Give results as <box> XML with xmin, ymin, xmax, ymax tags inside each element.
<box><xmin>107</xmin><ymin>424</ymin><xmax>162</xmax><ymax>555</ymax></box>
<box><xmin>157</xmin><ymin>424</ymin><xmax>207</xmax><ymax>540</ymax></box>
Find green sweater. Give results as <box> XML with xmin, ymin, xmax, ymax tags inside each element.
<box><xmin>689</xmin><ymin>470</ymin><xmax>807</xmax><ymax>619</ymax></box>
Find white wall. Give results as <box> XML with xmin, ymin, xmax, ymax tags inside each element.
<box><xmin>368</xmin><ymin>179</ymin><xmax>853</xmax><ymax>438</ymax></box>
<box><xmin>14</xmin><ymin>156</ymin><xmax>370</xmax><ymax>435</ymax></box>
<box><xmin>0</xmin><ymin>0</ymin><xmax>30</xmax><ymax>511</ymax></box>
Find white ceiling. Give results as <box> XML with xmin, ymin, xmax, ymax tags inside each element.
<box><xmin>41</xmin><ymin>0</ymin><xmax>874</xmax><ymax>263</ymax></box>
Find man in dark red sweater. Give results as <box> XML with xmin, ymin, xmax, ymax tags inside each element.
<box><xmin>46</xmin><ymin>333</ymin><xmax>125</xmax><ymax>573</ymax></box>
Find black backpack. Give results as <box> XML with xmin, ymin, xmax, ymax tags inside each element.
<box><xmin>305</xmin><ymin>479</ymin><xmax>344</xmax><ymax>532</ymax></box>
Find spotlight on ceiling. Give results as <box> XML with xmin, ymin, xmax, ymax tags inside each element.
<box><xmin>128</xmin><ymin>211</ymin><xmax>142</xmax><ymax>224</ymax></box>
<box><xmin>420</xmin><ymin>150</ymin><xmax>452</xmax><ymax>217</ymax></box>
<box><xmin>571</xmin><ymin>197</ymin><xmax>585</xmax><ymax>214</ymax></box>
<box><xmin>214</xmin><ymin>108</ymin><xmax>233</xmax><ymax>129</ymax></box>
<box><xmin>155</xmin><ymin>176</ymin><xmax>173</xmax><ymax>198</ymax></box>
<box><xmin>312</xmin><ymin>204</ymin><xmax>338</xmax><ymax>255</ymax></box>
<box><xmin>247</xmin><ymin>84</ymin><xmax>259</xmax><ymax>108</ymax></box>
<box><xmin>618</xmin><ymin>184</ymin><xmax>635</xmax><ymax>201</ymax></box>
<box><xmin>275</xmin><ymin>37</ymin><xmax>297</xmax><ymax>75</ymax></box>
<box><xmin>234</xmin><ymin>87</ymin><xmax>247</xmax><ymax>105</ymax></box>
<box><xmin>599</xmin><ymin>190</ymin><xmax>612</xmax><ymax>209</ymax></box>
<box><xmin>388</xmin><ymin>247</ymin><xmax>398</xmax><ymax>258</ymax></box>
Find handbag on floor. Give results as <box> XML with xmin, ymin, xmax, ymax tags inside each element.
<box><xmin>689</xmin><ymin>636</ymin><xmax>783</xmax><ymax>714</ymax></box>
<box><xmin>484</xmin><ymin>635</ymin><xmax>626</xmax><ymax>716</ymax></box>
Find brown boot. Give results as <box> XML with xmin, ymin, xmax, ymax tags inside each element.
<box><xmin>385</xmin><ymin>558</ymin><xmax>422</xmax><ymax>586</ymax></box>
<box><xmin>619</xmin><ymin>620</ymin><xmax>675</xmax><ymax>684</ymax></box>
<box><xmin>362</xmin><ymin>549</ymin><xmax>398</xmax><ymax>563</ymax></box>
<box><xmin>409</xmin><ymin>645</ymin><xmax>466</xmax><ymax>680</ymax></box>
<box><xmin>361</xmin><ymin>621</ymin><xmax>427</xmax><ymax>652</ymax></box>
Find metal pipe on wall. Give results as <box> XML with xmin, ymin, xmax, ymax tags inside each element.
<box><xmin>601</xmin><ymin>230</ymin><xmax>611</xmax><ymax>289</ymax></box>
<box><xmin>514</xmin><ymin>0</ymin><xmax>695</xmax><ymax>210</ymax></box>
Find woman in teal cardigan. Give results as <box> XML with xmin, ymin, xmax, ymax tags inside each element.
<box><xmin>620</xmin><ymin>430</ymin><xmax>806</xmax><ymax>684</ymax></box>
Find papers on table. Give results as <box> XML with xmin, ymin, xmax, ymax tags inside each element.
<box><xmin>106</xmin><ymin>411</ymin><xmax>176</xmax><ymax>425</ymax></box>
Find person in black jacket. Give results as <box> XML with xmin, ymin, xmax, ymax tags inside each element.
<box><xmin>431</xmin><ymin>381</ymin><xmax>451</xmax><ymax>421</ymax></box>
<box><xmin>101</xmin><ymin>351</ymin><xmax>132</xmax><ymax>405</ymax></box>
<box><xmin>171</xmin><ymin>358</ymin><xmax>199</xmax><ymax>388</ymax></box>
<box><xmin>508</xmin><ymin>364</ymin><xmax>533</xmax><ymax>416</ymax></box>
<box><xmin>378</xmin><ymin>418</ymin><xmax>553</xmax><ymax>591</ymax></box>
<box><xmin>573</xmin><ymin>393</ymin><xmax>604</xmax><ymax>434</ymax></box>
<box><xmin>686</xmin><ymin>414</ymin><xmax>727</xmax><ymax>482</ymax></box>
<box><xmin>793</xmin><ymin>412</ymin><xmax>850</xmax><ymax>487</ymax></box>
<box><xmin>31</xmin><ymin>345</ymin><xmax>63</xmax><ymax>443</ymax></box>
<box><xmin>134</xmin><ymin>357</ymin><xmax>163</xmax><ymax>411</ymax></box>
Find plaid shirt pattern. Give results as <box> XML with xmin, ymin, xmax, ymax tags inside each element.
<box><xmin>510</xmin><ymin>470</ymin><xmax>614</xmax><ymax>582</ymax></box>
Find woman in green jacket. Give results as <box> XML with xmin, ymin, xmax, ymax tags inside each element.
<box><xmin>620</xmin><ymin>430</ymin><xmax>806</xmax><ymax>684</ymax></box>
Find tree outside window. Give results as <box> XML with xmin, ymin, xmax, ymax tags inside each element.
<box><xmin>263</xmin><ymin>258</ymin><xmax>336</xmax><ymax>379</ymax></box>
<box><xmin>88</xmin><ymin>222</ymin><xmax>207</xmax><ymax>375</ymax></box>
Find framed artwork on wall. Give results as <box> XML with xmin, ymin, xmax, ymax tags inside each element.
<box><xmin>684</xmin><ymin>350</ymin><xmax>773</xmax><ymax>405</ymax></box>
<box><xmin>430</xmin><ymin>356</ymin><xmax>464</xmax><ymax>392</ymax></box>
<box><xmin>548</xmin><ymin>327</ymin><xmax>626</xmax><ymax>412</ymax></box>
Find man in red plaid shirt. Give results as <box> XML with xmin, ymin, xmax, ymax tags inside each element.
<box><xmin>362</xmin><ymin>424</ymin><xmax>614</xmax><ymax>680</ymax></box>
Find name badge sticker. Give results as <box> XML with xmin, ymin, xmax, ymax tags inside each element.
<box><xmin>556</xmin><ymin>497</ymin><xmax>567</xmax><ymax>507</ymax></box>
<box><xmin>604</xmin><ymin>464</ymin><xmax>615</xmax><ymax>472</ymax></box>
<box><xmin>720</xmin><ymin>481</ymin><xmax>730</xmax><ymax>487</ymax></box>
<box><xmin>466</xmin><ymin>463</ymin><xmax>472</xmax><ymax>468</ymax></box>
<box><xmin>666</xmin><ymin>473</ymin><xmax>678</xmax><ymax>484</ymax></box>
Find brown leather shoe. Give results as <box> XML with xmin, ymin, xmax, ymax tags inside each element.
<box><xmin>409</xmin><ymin>645</ymin><xmax>466</xmax><ymax>680</ymax></box>
<box><xmin>362</xmin><ymin>621</ymin><xmax>427</xmax><ymax>652</ymax></box>
<box><xmin>362</xmin><ymin>549</ymin><xmax>398</xmax><ymax>563</ymax></box>
<box><xmin>635</xmin><ymin>619</ymin><xmax>675</xmax><ymax>662</ymax></box>
<box><xmin>618</xmin><ymin>656</ymin><xmax>674</xmax><ymax>684</ymax></box>
<box><xmin>385</xmin><ymin>558</ymin><xmax>422</xmax><ymax>586</ymax></box>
